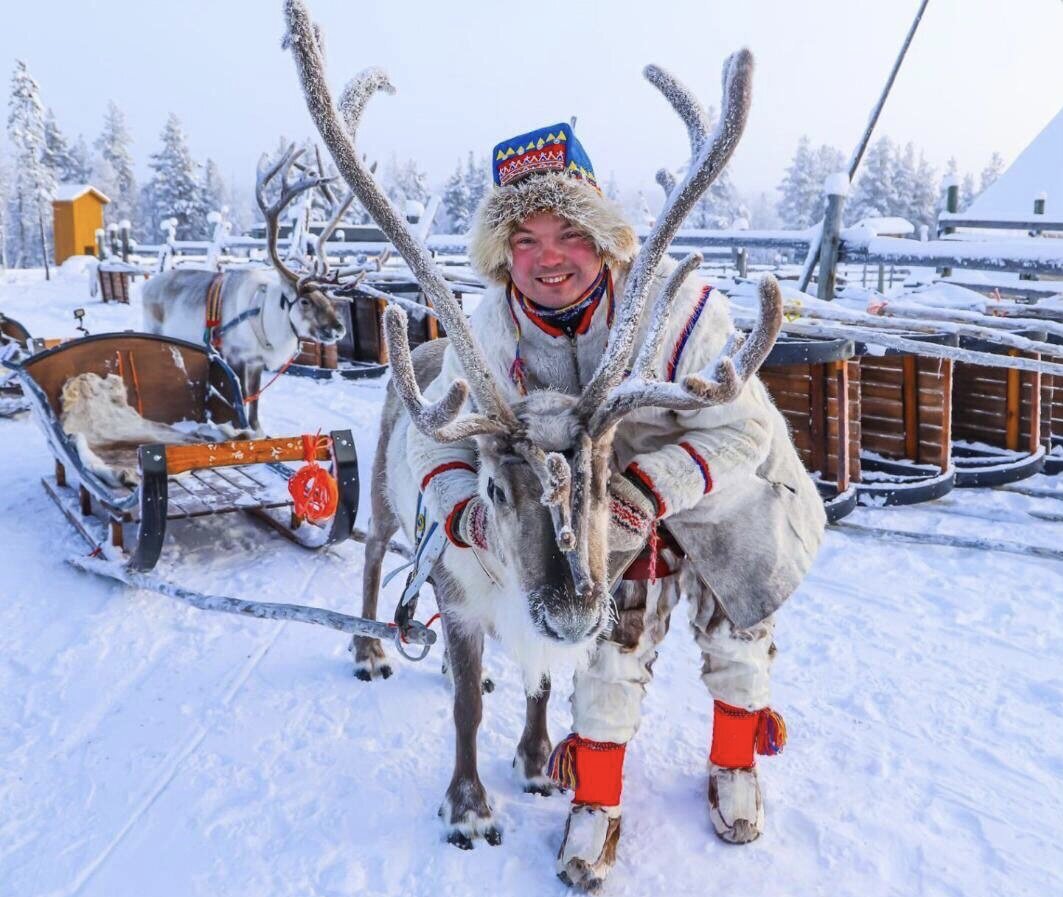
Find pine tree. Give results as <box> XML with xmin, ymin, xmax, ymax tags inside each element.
<box><xmin>849</xmin><ymin>136</ymin><xmax>896</xmax><ymax>222</ymax></box>
<box><xmin>892</xmin><ymin>141</ymin><xmax>918</xmax><ymax>224</ymax></box>
<box><xmin>960</xmin><ymin>173</ymin><xmax>976</xmax><ymax>211</ymax></box>
<box><xmin>0</xmin><ymin>148</ymin><xmax>9</xmax><ymax>268</ymax></box>
<box><xmin>41</xmin><ymin>109</ymin><xmax>80</xmax><ymax>183</ymax></box>
<box><xmin>142</xmin><ymin>113</ymin><xmax>202</xmax><ymax>240</ymax></box>
<box><xmin>909</xmin><ymin>152</ymin><xmax>938</xmax><ymax>233</ymax></box>
<box><xmin>464</xmin><ymin>152</ymin><xmax>490</xmax><ymax>214</ymax></box>
<box><xmin>199</xmin><ymin>158</ymin><xmax>228</xmax><ymax>229</ymax></box>
<box><xmin>776</xmin><ymin>136</ymin><xmax>816</xmax><ymax>228</ymax></box>
<box><xmin>980</xmin><ymin>152</ymin><xmax>1004</xmax><ymax>192</ymax></box>
<box><xmin>69</xmin><ymin>135</ymin><xmax>92</xmax><ymax>183</ymax></box>
<box><xmin>6</xmin><ymin>60</ymin><xmax>56</xmax><ymax>267</ymax></box>
<box><xmin>441</xmin><ymin>156</ymin><xmax>472</xmax><ymax>233</ymax></box>
<box><xmin>385</xmin><ymin>155</ymin><xmax>429</xmax><ymax>208</ymax></box>
<box><xmin>94</xmin><ymin>100</ymin><xmax>137</xmax><ymax>226</ymax></box>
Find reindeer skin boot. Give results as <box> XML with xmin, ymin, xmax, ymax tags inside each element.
<box><xmin>550</xmin><ymin>735</ymin><xmax>626</xmax><ymax>891</ymax></box>
<box><xmin>707</xmin><ymin>700</ymin><xmax>786</xmax><ymax>844</ymax></box>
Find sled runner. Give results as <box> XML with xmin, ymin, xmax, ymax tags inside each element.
<box><xmin>759</xmin><ymin>334</ymin><xmax>858</xmax><ymax>522</ymax></box>
<box><xmin>950</xmin><ymin>331</ymin><xmax>1048</xmax><ymax>486</ymax></box>
<box><xmin>851</xmin><ymin>331</ymin><xmax>957</xmax><ymax>506</ymax></box>
<box><xmin>8</xmin><ymin>332</ymin><xmax>360</xmax><ymax>571</ymax></box>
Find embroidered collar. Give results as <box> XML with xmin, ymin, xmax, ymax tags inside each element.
<box><xmin>507</xmin><ymin>266</ymin><xmax>614</xmax><ymax>339</ymax></box>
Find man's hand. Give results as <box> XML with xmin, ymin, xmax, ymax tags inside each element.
<box><xmin>608</xmin><ymin>471</ymin><xmax>659</xmax><ymax>555</ymax></box>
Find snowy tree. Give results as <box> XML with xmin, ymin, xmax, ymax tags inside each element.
<box><xmin>980</xmin><ymin>152</ymin><xmax>1004</xmax><ymax>193</ymax></box>
<box><xmin>0</xmin><ymin>149</ymin><xmax>9</xmax><ymax>268</ymax></box>
<box><xmin>441</xmin><ymin>156</ymin><xmax>472</xmax><ymax>233</ymax></box>
<box><xmin>142</xmin><ymin>113</ymin><xmax>202</xmax><ymax>240</ymax></box>
<box><xmin>6</xmin><ymin>60</ymin><xmax>56</xmax><ymax>267</ymax></box>
<box><xmin>385</xmin><ymin>155</ymin><xmax>429</xmax><ymax>207</ymax></box>
<box><xmin>960</xmin><ymin>173</ymin><xmax>976</xmax><ymax>211</ymax></box>
<box><xmin>908</xmin><ymin>152</ymin><xmax>938</xmax><ymax>232</ymax></box>
<box><xmin>199</xmin><ymin>158</ymin><xmax>228</xmax><ymax>222</ymax></box>
<box><xmin>891</xmin><ymin>141</ymin><xmax>918</xmax><ymax>222</ymax></box>
<box><xmin>41</xmin><ymin>109</ymin><xmax>80</xmax><ymax>184</ymax></box>
<box><xmin>849</xmin><ymin>136</ymin><xmax>896</xmax><ymax>223</ymax></box>
<box><xmin>94</xmin><ymin>101</ymin><xmax>137</xmax><ymax>227</ymax></box>
<box><xmin>69</xmin><ymin>135</ymin><xmax>93</xmax><ymax>183</ymax></box>
<box><xmin>776</xmin><ymin>136</ymin><xmax>817</xmax><ymax>228</ymax></box>
<box><xmin>464</xmin><ymin>152</ymin><xmax>490</xmax><ymax>214</ymax></box>
<box><xmin>604</xmin><ymin>173</ymin><xmax>621</xmax><ymax>203</ymax></box>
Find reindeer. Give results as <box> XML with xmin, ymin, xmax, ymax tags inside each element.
<box><xmin>141</xmin><ymin>145</ymin><xmax>345</xmax><ymax>431</ymax></box>
<box><xmin>284</xmin><ymin>0</ymin><xmax>780</xmax><ymax>850</ymax></box>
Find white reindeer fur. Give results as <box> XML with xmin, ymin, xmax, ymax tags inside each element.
<box><xmin>142</xmin><ymin>269</ymin><xmax>298</xmax><ymax>371</ymax></box>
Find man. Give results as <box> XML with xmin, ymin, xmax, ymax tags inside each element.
<box><xmin>407</xmin><ymin>123</ymin><xmax>825</xmax><ymax>888</ymax></box>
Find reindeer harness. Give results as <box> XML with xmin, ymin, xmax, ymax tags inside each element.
<box><xmin>202</xmin><ymin>273</ymin><xmax>266</xmax><ymax>350</ymax></box>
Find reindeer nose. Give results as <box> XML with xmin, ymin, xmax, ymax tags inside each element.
<box><xmin>541</xmin><ymin>605</ymin><xmax>601</xmax><ymax>644</ymax></box>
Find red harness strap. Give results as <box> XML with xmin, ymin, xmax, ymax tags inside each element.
<box><xmin>548</xmin><ymin>734</ymin><xmax>628</xmax><ymax>807</ymax></box>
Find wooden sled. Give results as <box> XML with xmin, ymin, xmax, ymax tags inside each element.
<box><xmin>11</xmin><ymin>332</ymin><xmax>359</xmax><ymax>571</ymax></box>
<box><xmin>852</xmin><ymin>332</ymin><xmax>957</xmax><ymax>506</ymax></box>
<box><xmin>1</xmin><ymin>313</ymin><xmax>34</xmax><ymax>417</ymax></box>
<box><xmin>759</xmin><ymin>335</ymin><xmax>859</xmax><ymax>522</ymax></box>
<box><xmin>950</xmin><ymin>331</ymin><xmax>1047</xmax><ymax>487</ymax></box>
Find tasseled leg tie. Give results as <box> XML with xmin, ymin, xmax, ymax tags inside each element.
<box><xmin>710</xmin><ymin>700</ymin><xmax>788</xmax><ymax>769</ymax></box>
<box><xmin>548</xmin><ymin>734</ymin><xmax>627</xmax><ymax>807</ymax></box>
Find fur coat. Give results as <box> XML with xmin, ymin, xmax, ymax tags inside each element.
<box><xmin>405</xmin><ymin>260</ymin><xmax>826</xmax><ymax>629</ymax></box>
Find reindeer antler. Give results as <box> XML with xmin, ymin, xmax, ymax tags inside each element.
<box><xmin>575</xmin><ymin>52</ymin><xmax>755</xmax><ymax>425</ymax></box>
<box><xmin>283</xmin><ymin>0</ymin><xmax>518</xmax><ymax>438</ymax></box>
<box><xmin>255</xmin><ymin>143</ymin><xmax>333</xmax><ymax>287</ymax></box>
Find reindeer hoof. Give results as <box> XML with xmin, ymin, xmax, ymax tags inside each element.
<box><xmin>481</xmin><ymin>676</ymin><xmax>495</xmax><ymax>694</ymax></box>
<box><xmin>446</xmin><ymin>831</ymin><xmax>475</xmax><ymax>850</ymax></box>
<box><xmin>484</xmin><ymin>826</ymin><xmax>503</xmax><ymax>846</ymax></box>
<box><xmin>523</xmin><ymin>779</ymin><xmax>555</xmax><ymax>797</ymax></box>
<box><xmin>352</xmin><ymin>658</ymin><xmax>393</xmax><ymax>681</ymax></box>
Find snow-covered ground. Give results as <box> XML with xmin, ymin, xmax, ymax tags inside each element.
<box><xmin>1</xmin><ymin>264</ymin><xmax>1061</xmax><ymax>897</ymax></box>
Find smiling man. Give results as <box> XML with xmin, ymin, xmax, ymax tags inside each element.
<box><xmin>404</xmin><ymin>122</ymin><xmax>825</xmax><ymax>890</ymax></box>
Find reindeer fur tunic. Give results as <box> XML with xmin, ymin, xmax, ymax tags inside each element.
<box><xmin>406</xmin><ymin>260</ymin><xmax>825</xmax><ymax>629</ymax></box>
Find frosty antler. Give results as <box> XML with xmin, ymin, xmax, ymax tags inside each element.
<box><xmin>589</xmin><ymin>274</ymin><xmax>783</xmax><ymax>437</ymax></box>
<box><xmin>283</xmin><ymin>0</ymin><xmax>518</xmax><ymax>437</ymax></box>
<box><xmin>576</xmin><ymin>51</ymin><xmax>755</xmax><ymax>424</ymax></box>
<box><xmin>255</xmin><ymin>143</ymin><xmax>334</xmax><ymax>289</ymax></box>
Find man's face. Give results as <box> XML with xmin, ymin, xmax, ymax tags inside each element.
<box><xmin>508</xmin><ymin>212</ymin><xmax>603</xmax><ymax>309</ymax></box>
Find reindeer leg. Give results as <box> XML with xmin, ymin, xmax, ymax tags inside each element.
<box><xmin>437</xmin><ymin>591</ymin><xmax>501</xmax><ymax>849</ymax></box>
<box><xmin>514</xmin><ymin>675</ymin><xmax>554</xmax><ymax>795</ymax></box>
<box><xmin>243</xmin><ymin>363</ymin><xmax>264</xmax><ymax>433</ymax></box>
<box><xmin>353</xmin><ymin>444</ymin><xmax>398</xmax><ymax>681</ymax></box>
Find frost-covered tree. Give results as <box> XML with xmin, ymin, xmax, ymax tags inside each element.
<box><xmin>892</xmin><ymin>141</ymin><xmax>918</xmax><ymax>221</ymax></box>
<box><xmin>6</xmin><ymin>60</ymin><xmax>56</xmax><ymax>267</ymax></box>
<box><xmin>0</xmin><ymin>149</ymin><xmax>9</xmax><ymax>268</ymax></box>
<box><xmin>465</xmin><ymin>152</ymin><xmax>490</xmax><ymax>214</ymax></box>
<box><xmin>41</xmin><ymin>109</ymin><xmax>81</xmax><ymax>183</ymax></box>
<box><xmin>199</xmin><ymin>158</ymin><xmax>228</xmax><ymax>222</ymax></box>
<box><xmin>441</xmin><ymin>156</ymin><xmax>472</xmax><ymax>233</ymax></box>
<box><xmin>94</xmin><ymin>101</ymin><xmax>137</xmax><ymax>226</ymax></box>
<box><xmin>385</xmin><ymin>155</ymin><xmax>429</xmax><ymax>207</ymax></box>
<box><xmin>142</xmin><ymin>113</ymin><xmax>202</xmax><ymax>239</ymax></box>
<box><xmin>849</xmin><ymin>136</ymin><xmax>896</xmax><ymax>223</ymax></box>
<box><xmin>960</xmin><ymin>172</ymin><xmax>976</xmax><ymax>211</ymax></box>
<box><xmin>908</xmin><ymin>152</ymin><xmax>938</xmax><ymax>232</ymax></box>
<box><xmin>980</xmin><ymin>152</ymin><xmax>1004</xmax><ymax>193</ymax></box>
<box><xmin>604</xmin><ymin>173</ymin><xmax>620</xmax><ymax>203</ymax></box>
<box><xmin>776</xmin><ymin>137</ymin><xmax>845</xmax><ymax>229</ymax></box>
<box><xmin>69</xmin><ymin>135</ymin><xmax>93</xmax><ymax>183</ymax></box>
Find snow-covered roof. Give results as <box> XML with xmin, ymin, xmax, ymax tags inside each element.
<box><xmin>966</xmin><ymin>106</ymin><xmax>1063</xmax><ymax>219</ymax></box>
<box><xmin>53</xmin><ymin>184</ymin><xmax>110</xmax><ymax>204</ymax></box>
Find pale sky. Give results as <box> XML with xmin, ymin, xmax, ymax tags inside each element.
<box><xmin>3</xmin><ymin>0</ymin><xmax>1061</xmax><ymax>206</ymax></box>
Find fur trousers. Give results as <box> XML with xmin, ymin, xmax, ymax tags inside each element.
<box><xmin>570</xmin><ymin>549</ymin><xmax>777</xmax><ymax>746</ymax></box>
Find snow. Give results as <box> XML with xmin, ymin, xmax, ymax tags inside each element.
<box><xmin>54</xmin><ymin>184</ymin><xmax>111</xmax><ymax>204</ymax></box>
<box><xmin>967</xmin><ymin>105</ymin><xmax>1063</xmax><ymax>219</ymax></box>
<box><xmin>2</xmin><ymin>269</ymin><xmax>1063</xmax><ymax>896</ymax></box>
<box><xmin>823</xmin><ymin>171</ymin><xmax>849</xmax><ymax>197</ymax></box>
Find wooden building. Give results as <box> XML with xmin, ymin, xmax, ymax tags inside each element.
<box><xmin>52</xmin><ymin>185</ymin><xmax>110</xmax><ymax>264</ymax></box>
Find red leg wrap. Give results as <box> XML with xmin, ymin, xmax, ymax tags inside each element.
<box><xmin>548</xmin><ymin>734</ymin><xmax>627</xmax><ymax>807</ymax></box>
<box><xmin>710</xmin><ymin>700</ymin><xmax>788</xmax><ymax>769</ymax></box>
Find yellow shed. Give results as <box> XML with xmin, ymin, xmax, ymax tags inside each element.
<box><xmin>52</xmin><ymin>185</ymin><xmax>110</xmax><ymax>264</ymax></box>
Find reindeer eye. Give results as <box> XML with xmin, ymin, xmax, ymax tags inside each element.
<box><xmin>299</xmin><ymin>297</ymin><xmax>310</xmax><ymax>307</ymax></box>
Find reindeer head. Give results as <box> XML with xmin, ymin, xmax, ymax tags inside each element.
<box><xmin>284</xmin><ymin>0</ymin><xmax>782</xmax><ymax>659</ymax></box>
<box><xmin>255</xmin><ymin>144</ymin><xmax>346</xmax><ymax>345</ymax></box>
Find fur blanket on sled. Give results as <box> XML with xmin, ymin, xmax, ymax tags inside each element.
<box><xmin>60</xmin><ymin>372</ymin><xmax>245</xmax><ymax>488</ymax></box>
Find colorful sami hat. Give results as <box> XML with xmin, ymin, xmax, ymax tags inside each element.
<box><xmin>492</xmin><ymin>122</ymin><xmax>598</xmax><ymax>190</ymax></box>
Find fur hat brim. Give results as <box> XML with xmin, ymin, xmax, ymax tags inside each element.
<box><xmin>468</xmin><ymin>173</ymin><xmax>638</xmax><ymax>284</ymax></box>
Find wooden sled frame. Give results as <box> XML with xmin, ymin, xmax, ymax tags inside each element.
<box><xmin>852</xmin><ymin>332</ymin><xmax>957</xmax><ymax>506</ymax></box>
<box><xmin>12</xmin><ymin>332</ymin><xmax>359</xmax><ymax>571</ymax></box>
<box><xmin>759</xmin><ymin>335</ymin><xmax>859</xmax><ymax>523</ymax></box>
<box><xmin>950</xmin><ymin>331</ymin><xmax>1047</xmax><ymax>487</ymax></box>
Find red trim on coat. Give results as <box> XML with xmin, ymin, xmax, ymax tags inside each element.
<box><xmin>625</xmin><ymin>462</ymin><xmax>667</xmax><ymax>519</ymax></box>
<box><xmin>679</xmin><ymin>442</ymin><xmax>713</xmax><ymax>494</ymax></box>
<box><xmin>666</xmin><ymin>285</ymin><xmax>712</xmax><ymax>382</ymax></box>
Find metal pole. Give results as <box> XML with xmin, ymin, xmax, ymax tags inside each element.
<box><xmin>798</xmin><ymin>0</ymin><xmax>932</xmax><ymax>292</ymax></box>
